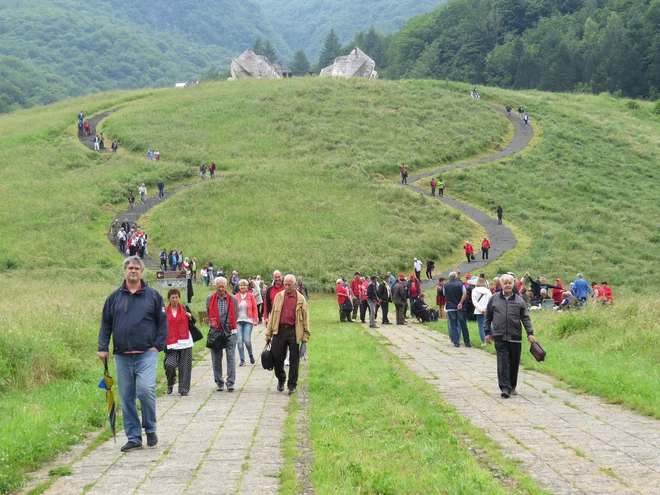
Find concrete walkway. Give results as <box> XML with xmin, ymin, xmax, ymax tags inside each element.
<box><xmin>367</xmin><ymin>322</ymin><xmax>660</xmax><ymax>495</ymax></box>
<box><xmin>37</xmin><ymin>324</ymin><xmax>290</xmax><ymax>495</ymax></box>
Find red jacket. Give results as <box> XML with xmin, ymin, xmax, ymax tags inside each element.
<box><xmin>336</xmin><ymin>285</ymin><xmax>349</xmax><ymax>304</ymax></box>
<box><xmin>350</xmin><ymin>279</ymin><xmax>361</xmax><ymax>299</ymax></box>
<box><xmin>602</xmin><ymin>286</ymin><xmax>613</xmax><ymax>303</ymax></box>
<box><xmin>360</xmin><ymin>281</ymin><xmax>369</xmax><ymax>301</ymax></box>
<box><xmin>464</xmin><ymin>243</ymin><xmax>474</xmax><ymax>255</ymax></box>
<box><xmin>166</xmin><ymin>304</ymin><xmax>190</xmax><ymax>346</ymax></box>
<box><xmin>482</xmin><ymin>239</ymin><xmax>491</xmax><ymax>249</ymax></box>
<box><xmin>236</xmin><ymin>291</ymin><xmax>259</xmax><ymax>324</ymax></box>
<box><xmin>552</xmin><ymin>285</ymin><xmax>565</xmax><ymax>304</ymax></box>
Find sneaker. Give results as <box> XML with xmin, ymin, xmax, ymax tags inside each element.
<box><xmin>146</xmin><ymin>432</ymin><xmax>158</xmax><ymax>447</ymax></box>
<box><xmin>277</xmin><ymin>381</ymin><xmax>285</xmax><ymax>392</ymax></box>
<box><xmin>180</xmin><ymin>391</ymin><xmax>189</xmax><ymax>396</ymax></box>
<box><xmin>249</xmin><ymin>355</ymin><xmax>255</xmax><ymax>365</ymax></box>
<box><xmin>227</xmin><ymin>387</ymin><xmax>234</xmax><ymax>392</ymax></box>
<box><xmin>239</xmin><ymin>361</ymin><xmax>246</xmax><ymax>367</ymax></box>
<box><xmin>511</xmin><ymin>389</ymin><xmax>518</xmax><ymax>396</ymax></box>
<box><xmin>369</xmin><ymin>325</ymin><xmax>380</xmax><ymax>328</ymax></box>
<box><xmin>121</xmin><ymin>440</ymin><xmax>143</xmax><ymax>452</ymax></box>
<box><xmin>501</xmin><ymin>391</ymin><xmax>510</xmax><ymax>399</ymax></box>
<box><xmin>288</xmin><ymin>387</ymin><xmax>296</xmax><ymax>395</ymax></box>
<box><xmin>465</xmin><ymin>344</ymin><xmax>472</xmax><ymax>348</ymax></box>
<box><xmin>166</xmin><ymin>386</ymin><xmax>173</xmax><ymax>395</ymax></box>
<box><xmin>216</xmin><ymin>384</ymin><xmax>224</xmax><ymax>392</ymax></box>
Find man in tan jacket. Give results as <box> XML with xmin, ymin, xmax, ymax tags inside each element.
<box><xmin>266</xmin><ymin>274</ymin><xmax>310</xmax><ymax>395</ymax></box>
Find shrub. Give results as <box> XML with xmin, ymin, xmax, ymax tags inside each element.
<box><xmin>625</xmin><ymin>100</ymin><xmax>640</xmax><ymax>110</ymax></box>
<box><xmin>653</xmin><ymin>101</ymin><xmax>660</xmax><ymax>115</ymax></box>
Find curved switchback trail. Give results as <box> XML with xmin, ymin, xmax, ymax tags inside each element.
<box><xmin>403</xmin><ymin>105</ymin><xmax>533</xmax><ymax>288</ymax></box>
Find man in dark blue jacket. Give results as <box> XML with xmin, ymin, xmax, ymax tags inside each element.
<box><xmin>98</xmin><ymin>256</ymin><xmax>167</xmax><ymax>452</ymax></box>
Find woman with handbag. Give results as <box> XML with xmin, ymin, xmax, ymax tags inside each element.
<box><xmin>236</xmin><ymin>279</ymin><xmax>259</xmax><ymax>366</ymax></box>
<box><xmin>165</xmin><ymin>288</ymin><xmax>195</xmax><ymax>396</ymax></box>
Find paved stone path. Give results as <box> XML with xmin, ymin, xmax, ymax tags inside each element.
<box><xmin>403</xmin><ymin>107</ymin><xmax>533</xmax><ymax>290</ymax></box>
<box><xmin>36</xmin><ymin>324</ymin><xmax>291</xmax><ymax>495</ymax></box>
<box><xmin>366</xmin><ymin>322</ymin><xmax>660</xmax><ymax>495</ymax></box>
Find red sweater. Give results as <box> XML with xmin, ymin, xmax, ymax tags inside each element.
<box><xmin>336</xmin><ymin>285</ymin><xmax>349</xmax><ymax>304</ymax></box>
<box><xmin>464</xmin><ymin>243</ymin><xmax>474</xmax><ymax>254</ymax></box>
<box><xmin>166</xmin><ymin>305</ymin><xmax>190</xmax><ymax>346</ymax></box>
<box><xmin>482</xmin><ymin>239</ymin><xmax>491</xmax><ymax>249</ymax></box>
<box><xmin>236</xmin><ymin>291</ymin><xmax>259</xmax><ymax>324</ymax></box>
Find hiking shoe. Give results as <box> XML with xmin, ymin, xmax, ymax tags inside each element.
<box><xmin>166</xmin><ymin>386</ymin><xmax>173</xmax><ymax>395</ymax></box>
<box><xmin>180</xmin><ymin>391</ymin><xmax>189</xmax><ymax>396</ymax></box>
<box><xmin>369</xmin><ymin>325</ymin><xmax>380</xmax><ymax>328</ymax></box>
<box><xmin>511</xmin><ymin>389</ymin><xmax>518</xmax><ymax>396</ymax></box>
<box><xmin>250</xmin><ymin>355</ymin><xmax>255</xmax><ymax>365</ymax></box>
<box><xmin>501</xmin><ymin>391</ymin><xmax>510</xmax><ymax>399</ymax></box>
<box><xmin>146</xmin><ymin>432</ymin><xmax>158</xmax><ymax>447</ymax></box>
<box><xmin>239</xmin><ymin>361</ymin><xmax>246</xmax><ymax>367</ymax></box>
<box><xmin>277</xmin><ymin>381</ymin><xmax>285</xmax><ymax>392</ymax></box>
<box><xmin>216</xmin><ymin>384</ymin><xmax>224</xmax><ymax>392</ymax></box>
<box><xmin>120</xmin><ymin>440</ymin><xmax>143</xmax><ymax>452</ymax></box>
<box><xmin>227</xmin><ymin>387</ymin><xmax>234</xmax><ymax>392</ymax></box>
<box><xmin>288</xmin><ymin>387</ymin><xmax>296</xmax><ymax>395</ymax></box>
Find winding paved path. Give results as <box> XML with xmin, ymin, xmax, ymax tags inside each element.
<box><xmin>404</xmin><ymin>106</ymin><xmax>533</xmax><ymax>289</ymax></box>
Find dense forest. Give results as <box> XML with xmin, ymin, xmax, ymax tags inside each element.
<box><xmin>382</xmin><ymin>0</ymin><xmax>660</xmax><ymax>98</ymax></box>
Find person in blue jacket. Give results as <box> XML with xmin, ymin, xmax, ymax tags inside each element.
<box><xmin>571</xmin><ymin>273</ymin><xmax>594</xmax><ymax>306</ymax></box>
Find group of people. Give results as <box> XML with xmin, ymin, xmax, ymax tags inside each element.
<box><xmin>99</xmin><ymin>258</ymin><xmax>310</xmax><ymax>452</ymax></box>
<box><xmin>462</xmin><ymin>237</ymin><xmax>492</xmax><ymax>262</ymax></box>
<box><xmin>110</xmin><ymin>218</ymin><xmax>148</xmax><ymax>258</ymax></box>
<box><xmin>199</xmin><ymin>162</ymin><xmax>217</xmax><ymax>180</ymax></box>
<box><xmin>504</xmin><ymin>104</ymin><xmax>530</xmax><ymax>126</ymax></box>
<box><xmin>77</xmin><ymin>112</ymin><xmax>117</xmax><ymax>151</ymax></box>
<box><xmin>146</xmin><ymin>150</ymin><xmax>161</xmax><ymax>161</ymax></box>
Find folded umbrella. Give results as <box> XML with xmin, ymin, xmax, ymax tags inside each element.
<box><xmin>98</xmin><ymin>359</ymin><xmax>117</xmax><ymax>443</ymax></box>
<box><xmin>299</xmin><ymin>342</ymin><xmax>308</xmax><ymax>361</ymax></box>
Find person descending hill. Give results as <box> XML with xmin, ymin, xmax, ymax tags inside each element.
<box><xmin>209</xmin><ymin>161</ymin><xmax>216</xmax><ymax>179</ymax></box>
<box><xmin>518</xmin><ymin>105</ymin><xmax>525</xmax><ymax>119</ymax></box>
<box><xmin>111</xmin><ymin>140</ymin><xmax>118</xmax><ymax>153</ymax></box>
<box><xmin>524</xmin><ymin>113</ymin><xmax>530</xmax><ymax>126</ymax></box>
<box><xmin>506</xmin><ymin>104</ymin><xmax>512</xmax><ymax>117</ymax></box>
<box><xmin>78</xmin><ymin>120</ymin><xmax>83</xmax><ymax>136</ymax></box>
<box><xmin>200</xmin><ymin>163</ymin><xmax>207</xmax><ymax>181</ymax></box>
<box><xmin>430</xmin><ymin>177</ymin><xmax>437</xmax><ymax>197</ymax></box>
<box><xmin>438</xmin><ymin>178</ymin><xmax>445</xmax><ymax>197</ymax></box>
<box><xmin>128</xmin><ymin>192</ymin><xmax>135</xmax><ymax>211</ymax></box>
<box><xmin>497</xmin><ymin>204</ymin><xmax>503</xmax><ymax>224</ymax></box>
<box><xmin>464</xmin><ymin>241</ymin><xmax>474</xmax><ymax>263</ymax></box>
<box><xmin>93</xmin><ymin>134</ymin><xmax>100</xmax><ymax>151</ymax></box>
<box><xmin>400</xmin><ymin>165</ymin><xmax>408</xmax><ymax>184</ymax></box>
<box><xmin>78</xmin><ymin>111</ymin><xmax>84</xmax><ymax>122</ymax></box>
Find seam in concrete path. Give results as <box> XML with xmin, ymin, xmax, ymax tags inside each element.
<box><xmin>402</xmin><ymin>106</ymin><xmax>533</xmax><ymax>290</ymax></box>
<box><xmin>364</xmin><ymin>322</ymin><xmax>660</xmax><ymax>495</ymax></box>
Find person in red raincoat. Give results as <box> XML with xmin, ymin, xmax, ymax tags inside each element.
<box><xmin>464</xmin><ymin>241</ymin><xmax>474</xmax><ymax>263</ymax></box>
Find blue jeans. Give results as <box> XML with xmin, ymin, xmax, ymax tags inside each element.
<box><xmin>476</xmin><ymin>314</ymin><xmax>486</xmax><ymax>344</ymax></box>
<box><xmin>447</xmin><ymin>310</ymin><xmax>471</xmax><ymax>347</ymax></box>
<box><xmin>114</xmin><ymin>351</ymin><xmax>159</xmax><ymax>444</ymax></box>
<box><xmin>236</xmin><ymin>321</ymin><xmax>254</xmax><ymax>362</ymax></box>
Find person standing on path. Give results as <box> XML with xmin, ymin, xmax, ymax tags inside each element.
<box><xmin>78</xmin><ymin>111</ymin><xmax>84</xmax><ymax>123</ymax></box>
<box><xmin>413</xmin><ymin>258</ymin><xmax>423</xmax><ymax>281</ymax></box>
<box><xmin>518</xmin><ymin>105</ymin><xmax>525</xmax><ymax>119</ymax></box>
<box><xmin>407</xmin><ymin>273</ymin><xmax>421</xmax><ymax>317</ymax></box>
<box><xmin>438</xmin><ymin>178</ymin><xmax>445</xmax><ymax>197</ymax></box>
<box><xmin>209</xmin><ymin>161</ymin><xmax>216</xmax><ymax>180</ymax></box>
<box><xmin>297</xmin><ymin>276</ymin><xmax>309</xmax><ymax>301</ymax></box>
<box><xmin>111</xmin><ymin>140</ymin><xmax>118</xmax><ymax>153</ymax></box>
<box><xmin>265</xmin><ymin>274</ymin><xmax>310</xmax><ymax>395</ymax></box>
<box><xmin>200</xmin><ymin>163</ymin><xmax>207</xmax><ymax>181</ymax></box>
<box><xmin>443</xmin><ymin>271</ymin><xmax>471</xmax><ymax>347</ymax></box>
<box><xmin>392</xmin><ymin>274</ymin><xmax>408</xmax><ymax>325</ymax></box>
<box><xmin>349</xmin><ymin>272</ymin><xmax>362</xmax><ymax>323</ymax></box>
<box><xmin>98</xmin><ymin>256</ymin><xmax>167</xmax><ymax>452</ymax></box>
<box><xmin>117</xmin><ymin>228</ymin><xmax>127</xmax><ymax>253</ymax></box>
<box><xmin>157</xmin><ymin>179</ymin><xmax>165</xmax><ymax>198</ymax></box>
<box><xmin>138</xmin><ymin>183</ymin><xmax>147</xmax><ymax>204</ymax></box>
<box><xmin>110</xmin><ymin>219</ymin><xmax>120</xmax><ymax>246</ymax></box>
<box><xmin>376</xmin><ymin>277</ymin><xmax>391</xmax><ymax>325</ymax></box>
<box><xmin>481</xmin><ymin>237</ymin><xmax>491</xmax><ymax>260</ymax></box>
<box><xmin>471</xmin><ymin>278</ymin><xmax>492</xmax><ymax>345</ymax></box>
<box><xmin>430</xmin><ymin>177</ymin><xmax>437</xmax><ymax>197</ymax></box>
<box><xmin>336</xmin><ymin>279</ymin><xmax>352</xmax><ymax>322</ymax></box>
<box><xmin>159</xmin><ymin>249</ymin><xmax>168</xmax><ymax>270</ymax></box>
<box><xmin>164</xmin><ymin>288</ymin><xmax>194</xmax><ymax>396</ymax></box>
<box><xmin>484</xmin><ymin>273</ymin><xmax>536</xmax><ymax>398</ymax></box>
<box><xmin>93</xmin><ymin>134</ymin><xmax>100</xmax><ymax>151</ymax></box>
<box><xmin>497</xmin><ymin>204</ymin><xmax>503</xmax><ymax>225</ymax></box>
<box><xmin>524</xmin><ymin>113</ymin><xmax>530</xmax><ymax>126</ymax></box>
<box><xmin>463</xmin><ymin>241</ymin><xmax>474</xmax><ymax>263</ymax></box>
<box><xmin>426</xmin><ymin>258</ymin><xmax>435</xmax><ymax>280</ymax></box>
<box><xmin>206</xmin><ymin>277</ymin><xmax>238</xmax><ymax>392</ymax></box>
<box><xmin>264</xmin><ymin>270</ymin><xmax>285</xmax><ymax>325</ymax></box>
<box><xmin>366</xmin><ymin>275</ymin><xmax>380</xmax><ymax>329</ymax></box>
<box><xmin>235</xmin><ymin>279</ymin><xmax>258</xmax><ymax>367</ymax></box>
<box><xmin>400</xmin><ymin>165</ymin><xmax>408</xmax><ymax>184</ymax></box>
<box><xmin>506</xmin><ymin>104</ymin><xmax>512</xmax><ymax>118</ymax></box>
<box><xmin>252</xmin><ymin>280</ymin><xmax>264</xmax><ymax>323</ymax></box>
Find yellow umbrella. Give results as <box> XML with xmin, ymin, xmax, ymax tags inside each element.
<box><xmin>98</xmin><ymin>359</ymin><xmax>116</xmax><ymax>442</ymax></box>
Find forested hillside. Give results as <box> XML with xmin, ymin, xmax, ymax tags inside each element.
<box><xmin>255</xmin><ymin>0</ymin><xmax>447</xmax><ymax>59</ymax></box>
<box><xmin>385</xmin><ymin>0</ymin><xmax>660</xmax><ymax>98</ymax></box>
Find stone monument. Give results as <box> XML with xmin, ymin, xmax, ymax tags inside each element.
<box><xmin>320</xmin><ymin>48</ymin><xmax>378</xmax><ymax>79</ymax></box>
<box><xmin>230</xmin><ymin>49</ymin><xmax>286</xmax><ymax>80</ymax></box>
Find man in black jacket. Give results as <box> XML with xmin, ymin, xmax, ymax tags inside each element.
<box><xmin>366</xmin><ymin>275</ymin><xmax>380</xmax><ymax>328</ymax></box>
<box><xmin>376</xmin><ymin>277</ymin><xmax>391</xmax><ymax>325</ymax></box>
<box><xmin>98</xmin><ymin>256</ymin><xmax>168</xmax><ymax>452</ymax></box>
<box><xmin>484</xmin><ymin>274</ymin><xmax>536</xmax><ymax>398</ymax></box>
<box><xmin>392</xmin><ymin>274</ymin><xmax>408</xmax><ymax>325</ymax></box>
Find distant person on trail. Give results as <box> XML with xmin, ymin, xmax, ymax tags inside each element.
<box><xmin>392</xmin><ymin>274</ymin><xmax>408</xmax><ymax>325</ymax></box>
<box><xmin>154</xmin><ymin>150</ymin><xmax>160</xmax><ymax>161</ymax></box>
<box><xmin>336</xmin><ymin>279</ymin><xmax>352</xmax><ymax>322</ymax></box>
<box><xmin>444</xmin><ymin>271</ymin><xmax>471</xmax><ymax>347</ymax></box>
<box><xmin>98</xmin><ymin>256</ymin><xmax>167</xmax><ymax>452</ymax></box>
<box><xmin>93</xmin><ymin>134</ymin><xmax>100</xmax><ymax>151</ymax></box>
<box><xmin>117</xmin><ymin>228</ymin><xmax>127</xmax><ymax>253</ymax></box>
<box><xmin>159</xmin><ymin>249</ymin><xmax>168</xmax><ymax>270</ymax></box>
<box><xmin>78</xmin><ymin>111</ymin><xmax>84</xmax><ymax>122</ymax></box>
<box><xmin>200</xmin><ymin>163</ymin><xmax>207</xmax><ymax>181</ymax></box>
<box><xmin>497</xmin><ymin>204</ymin><xmax>503</xmax><ymax>224</ymax></box>
<box><xmin>400</xmin><ymin>165</ymin><xmax>408</xmax><ymax>184</ymax></box>
<box><xmin>209</xmin><ymin>161</ymin><xmax>216</xmax><ymax>179</ymax></box>
<box><xmin>524</xmin><ymin>113</ymin><xmax>530</xmax><ymax>126</ymax></box>
<box><xmin>138</xmin><ymin>183</ymin><xmax>147</xmax><ymax>204</ymax></box>
<box><xmin>481</xmin><ymin>237</ymin><xmax>491</xmax><ymax>260</ymax></box>
<box><xmin>157</xmin><ymin>179</ymin><xmax>165</xmax><ymax>198</ymax></box>
<box><xmin>350</xmin><ymin>272</ymin><xmax>361</xmax><ymax>322</ymax></box>
<box><xmin>78</xmin><ymin>121</ymin><xmax>83</xmax><ymax>136</ymax></box>
<box><xmin>518</xmin><ymin>106</ymin><xmax>524</xmax><ymax>119</ymax></box>
<box><xmin>377</xmin><ymin>276</ymin><xmax>391</xmax><ymax>325</ymax></box>
<box><xmin>83</xmin><ymin>120</ymin><xmax>90</xmax><ymax>136</ymax></box>
<box><xmin>463</xmin><ymin>241</ymin><xmax>474</xmax><ymax>263</ymax></box>
<box><xmin>438</xmin><ymin>178</ymin><xmax>445</xmax><ymax>197</ymax></box>
<box><xmin>111</xmin><ymin>140</ymin><xmax>118</xmax><ymax>153</ymax></box>
<box><xmin>484</xmin><ymin>273</ymin><xmax>535</xmax><ymax>398</ymax></box>
<box><xmin>110</xmin><ymin>218</ymin><xmax>120</xmax><ymax>245</ymax></box>
<box><xmin>121</xmin><ymin>218</ymin><xmax>131</xmax><ymax>234</ymax></box>
<box><xmin>128</xmin><ymin>192</ymin><xmax>135</xmax><ymax>211</ymax></box>
<box><xmin>413</xmin><ymin>258</ymin><xmax>423</xmax><ymax>281</ymax></box>
<box><xmin>506</xmin><ymin>104</ymin><xmax>512</xmax><ymax>117</ymax></box>
<box><xmin>426</xmin><ymin>258</ymin><xmax>435</xmax><ymax>280</ymax></box>
<box><xmin>99</xmin><ymin>133</ymin><xmax>105</xmax><ymax>150</ymax></box>
<box><xmin>430</xmin><ymin>177</ymin><xmax>438</xmax><ymax>197</ymax></box>
<box><xmin>146</xmin><ymin>150</ymin><xmax>153</xmax><ymax>160</ymax></box>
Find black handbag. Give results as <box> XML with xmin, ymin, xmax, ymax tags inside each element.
<box><xmin>261</xmin><ymin>343</ymin><xmax>274</xmax><ymax>370</ymax></box>
<box><xmin>530</xmin><ymin>341</ymin><xmax>546</xmax><ymax>362</ymax></box>
<box><xmin>184</xmin><ymin>305</ymin><xmax>203</xmax><ymax>342</ymax></box>
<box><xmin>206</xmin><ymin>328</ymin><xmax>224</xmax><ymax>349</ymax></box>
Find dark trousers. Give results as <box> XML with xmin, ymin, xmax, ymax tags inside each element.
<box><xmin>271</xmin><ymin>326</ymin><xmax>299</xmax><ymax>388</ymax></box>
<box><xmin>119</xmin><ymin>240</ymin><xmax>126</xmax><ymax>253</ymax></box>
<box><xmin>351</xmin><ymin>297</ymin><xmax>359</xmax><ymax>320</ymax></box>
<box><xmin>381</xmin><ymin>301</ymin><xmax>390</xmax><ymax>323</ymax></box>
<box><xmin>426</xmin><ymin>269</ymin><xmax>433</xmax><ymax>279</ymax></box>
<box><xmin>439</xmin><ymin>188</ymin><xmax>444</xmax><ymax>197</ymax></box>
<box><xmin>164</xmin><ymin>347</ymin><xmax>193</xmax><ymax>393</ymax></box>
<box><xmin>494</xmin><ymin>340</ymin><xmax>522</xmax><ymax>393</ymax></box>
<box><xmin>498</xmin><ymin>216</ymin><xmax>502</xmax><ymax>225</ymax></box>
<box><xmin>360</xmin><ymin>300</ymin><xmax>368</xmax><ymax>323</ymax></box>
<box><xmin>415</xmin><ymin>270</ymin><xmax>421</xmax><ymax>281</ymax></box>
<box><xmin>431</xmin><ymin>187</ymin><xmax>436</xmax><ymax>197</ymax></box>
<box><xmin>160</xmin><ymin>259</ymin><xmax>167</xmax><ymax>270</ymax></box>
<box><xmin>482</xmin><ymin>248</ymin><xmax>489</xmax><ymax>260</ymax></box>
<box><xmin>395</xmin><ymin>303</ymin><xmax>406</xmax><ymax>325</ymax></box>
<box><xmin>339</xmin><ymin>304</ymin><xmax>352</xmax><ymax>322</ymax></box>
<box><xmin>158</xmin><ymin>186</ymin><xmax>164</xmax><ymax>198</ymax></box>
<box><xmin>466</xmin><ymin>254</ymin><xmax>472</xmax><ymax>263</ymax></box>
<box><xmin>257</xmin><ymin>303</ymin><xmax>264</xmax><ymax>322</ymax></box>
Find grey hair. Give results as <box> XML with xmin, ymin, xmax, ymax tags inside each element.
<box><xmin>577</xmin><ymin>273</ymin><xmax>583</xmax><ymax>279</ymax></box>
<box><xmin>284</xmin><ymin>274</ymin><xmax>296</xmax><ymax>284</ymax></box>
<box><xmin>214</xmin><ymin>276</ymin><xmax>227</xmax><ymax>286</ymax></box>
<box><xmin>500</xmin><ymin>273</ymin><xmax>515</xmax><ymax>283</ymax></box>
<box><xmin>493</xmin><ymin>276</ymin><xmax>500</xmax><ymax>282</ymax></box>
<box><xmin>238</xmin><ymin>279</ymin><xmax>249</xmax><ymax>285</ymax></box>
<box><xmin>273</xmin><ymin>270</ymin><xmax>282</xmax><ymax>277</ymax></box>
<box><xmin>448</xmin><ymin>271</ymin><xmax>457</xmax><ymax>280</ymax></box>
<box><xmin>123</xmin><ymin>256</ymin><xmax>144</xmax><ymax>271</ymax></box>
<box><xmin>336</xmin><ymin>278</ymin><xmax>343</xmax><ymax>284</ymax></box>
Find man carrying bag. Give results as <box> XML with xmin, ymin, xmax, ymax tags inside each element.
<box><xmin>206</xmin><ymin>277</ymin><xmax>238</xmax><ymax>392</ymax></box>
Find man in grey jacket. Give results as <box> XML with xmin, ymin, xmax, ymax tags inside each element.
<box><xmin>392</xmin><ymin>274</ymin><xmax>408</xmax><ymax>325</ymax></box>
<box><xmin>98</xmin><ymin>256</ymin><xmax>168</xmax><ymax>452</ymax></box>
<box><xmin>484</xmin><ymin>273</ymin><xmax>536</xmax><ymax>398</ymax></box>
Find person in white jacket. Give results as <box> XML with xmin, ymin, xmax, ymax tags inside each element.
<box><xmin>472</xmin><ymin>278</ymin><xmax>492</xmax><ymax>345</ymax></box>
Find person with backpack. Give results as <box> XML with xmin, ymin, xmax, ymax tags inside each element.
<box><xmin>463</xmin><ymin>241</ymin><xmax>474</xmax><ymax>263</ymax></box>
<box><xmin>506</xmin><ymin>104</ymin><xmax>512</xmax><ymax>118</ymax></box>
<box><xmin>209</xmin><ymin>161</ymin><xmax>216</xmax><ymax>179</ymax></box>
<box><xmin>524</xmin><ymin>113</ymin><xmax>530</xmax><ymax>126</ymax></box>
<box><xmin>400</xmin><ymin>165</ymin><xmax>408</xmax><ymax>184</ymax></box>
<box><xmin>518</xmin><ymin>106</ymin><xmax>525</xmax><ymax>119</ymax></box>
<box><xmin>430</xmin><ymin>177</ymin><xmax>437</xmax><ymax>197</ymax></box>
<box><xmin>438</xmin><ymin>178</ymin><xmax>445</xmax><ymax>197</ymax></box>
<box><xmin>200</xmin><ymin>163</ymin><xmax>207</xmax><ymax>181</ymax></box>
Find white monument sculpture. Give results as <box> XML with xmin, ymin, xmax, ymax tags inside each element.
<box><xmin>320</xmin><ymin>48</ymin><xmax>378</xmax><ymax>79</ymax></box>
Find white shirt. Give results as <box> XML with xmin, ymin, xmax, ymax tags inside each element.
<box><xmin>414</xmin><ymin>260</ymin><xmax>423</xmax><ymax>272</ymax></box>
<box><xmin>472</xmin><ymin>287</ymin><xmax>492</xmax><ymax>315</ymax></box>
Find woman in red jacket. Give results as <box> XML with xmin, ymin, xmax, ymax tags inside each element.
<box><xmin>165</xmin><ymin>288</ymin><xmax>194</xmax><ymax>396</ymax></box>
<box><xmin>464</xmin><ymin>241</ymin><xmax>474</xmax><ymax>263</ymax></box>
<box><xmin>236</xmin><ymin>279</ymin><xmax>259</xmax><ymax>366</ymax></box>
